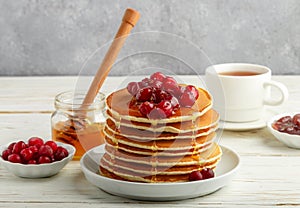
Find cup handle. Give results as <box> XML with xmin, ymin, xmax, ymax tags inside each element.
<box><xmin>263</xmin><ymin>80</ymin><xmax>289</xmax><ymax>106</ymax></box>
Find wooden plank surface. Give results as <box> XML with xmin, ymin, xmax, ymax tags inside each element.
<box><xmin>0</xmin><ymin>76</ymin><xmax>300</xmax><ymax>207</ymax></box>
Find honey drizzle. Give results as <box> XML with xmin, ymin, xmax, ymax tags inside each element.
<box><xmin>150</xmin><ymin>121</ymin><xmax>158</xmax><ymax>182</ymax></box>
<box><xmin>191</xmin><ymin>113</ymin><xmax>200</xmax><ymax>169</ymax></box>
<box><xmin>111</xmin><ymin>117</ymin><xmax>121</xmax><ymax>173</ymax></box>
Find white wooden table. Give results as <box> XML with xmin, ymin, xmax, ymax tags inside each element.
<box><xmin>0</xmin><ymin>75</ymin><xmax>300</xmax><ymax>207</ymax></box>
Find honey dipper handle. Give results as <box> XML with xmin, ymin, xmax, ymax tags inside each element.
<box><xmin>81</xmin><ymin>8</ymin><xmax>140</xmax><ymax>108</ymax></box>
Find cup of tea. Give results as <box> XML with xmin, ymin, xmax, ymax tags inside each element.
<box><xmin>205</xmin><ymin>63</ymin><xmax>289</xmax><ymax>122</ymax></box>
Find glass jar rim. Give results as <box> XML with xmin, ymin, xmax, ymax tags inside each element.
<box><xmin>54</xmin><ymin>90</ymin><xmax>105</xmax><ymax>111</ymax></box>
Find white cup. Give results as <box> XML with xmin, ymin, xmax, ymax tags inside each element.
<box><xmin>205</xmin><ymin>63</ymin><xmax>289</xmax><ymax>122</ymax></box>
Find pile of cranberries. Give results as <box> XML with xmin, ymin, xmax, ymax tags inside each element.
<box><xmin>188</xmin><ymin>168</ymin><xmax>215</xmax><ymax>181</ymax></box>
<box><xmin>1</xmin><ymin>137</ymin><xmax>69</xmax><ymax>164</ymax></box>
<box><xmin>272</xmin><ymin>114</ymin><xmax>300</xmax><ymax>135</ymax></box>
<box><xmin>127</xmin><ymin>72</ymin><xmax>199</xmax><ymax>119</ymax></box>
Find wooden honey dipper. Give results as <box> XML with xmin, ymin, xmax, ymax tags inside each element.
<box><xmin>81</xmin><ymin>8</ymin><xmax>140</xmax><ymax>109</ymax></box>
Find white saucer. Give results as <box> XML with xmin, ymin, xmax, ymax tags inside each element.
<box><xmin>80</xmin><ymin>144</ymin><xmax>240</xmax><ymax>201</ymax></box>
<box><xmin>219</xmin><ymin>108</ymin><xmax>278</xmax><ymax>131</ymax></box>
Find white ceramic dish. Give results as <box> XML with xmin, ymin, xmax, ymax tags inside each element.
<box><xmin>220</xmin><ymin>108</ymin><xmax>277</xmax><ymax>131</ymax></box>
<box><xmin>80</xmin><ymin>144</ymin><xmax>240</xmax><ymax>201</ymax></box>
<box><xmin>267</xmin><ymin>112</ymin><xmax>300</xmax><ymax>149</ymax></box>
<box><xmin>0</xmin><ymin>142</ymin><xmax>75</xmax><ymax>178</ymax></box>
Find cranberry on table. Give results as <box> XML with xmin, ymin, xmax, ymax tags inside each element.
<box><xmin>20</xmin><ymin>148</ymin><xmax>33</xmax><ymax>162</ymax></box>
<box><xmin>28</xmin><ymin>137</ymin><xmax>44</xmax><ymax>148</ymax></box>
<box><xmin>1</xmin><ymin>138</ymin><xmax>70</xmax><ymax>165</ymax></box>
<box><xmin>292</xmin><ymin>114</ymin><xmax>300</xmax><ymax>126</ymax></box>
<box><xmin>8</xmin><ymin>154</ymin><xmax>22</xmax><ymax>163</ymax></box>
<box><xmin>45</xmin><ymin>141</ymin><xmax>58</xmax><ymax>152</ymax></box>
<box><xmin>272</xmin><ymin>113</ymin><xmax>300</xmax><ymax>135</ymax></box>
<box><xmin>38</xmin><ymin>145</ymin><xmax>53</xmax><ymax>158</ymax></box>
<box><xmin>12</xmin><ymin>141</ymin><xmax>27</xmax><ymax>154</ymax></box>
<box><xmin>54</xmin><ymin>146</ymin><xmax>69</xmax><ymax>161</ymax></box>
<box><xmin>38</xmin><ymin>155</ymin><xmax>52</xmax><ymax>164</ymax></box>
<box><xmin>2</xmin><ymin>149</ymin><xmax>12</xmax><ymax>161</ymax></box>
<box><xmin>7</xmin><ymin>142</ymin><xmax>16</xmax><ymax>151</ymax></box>
<box><xmin>27</xmin><ymin>160</ymin><xmax>37</xmax><ymax>164</ymax></box>
<box><xmin>28</xmin><ymin>145</ymin><xmax>39</xmax><ymax>159</ymax></box>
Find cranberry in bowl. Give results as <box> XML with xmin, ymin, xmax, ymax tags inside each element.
<box><xmin>267</xmin><ymin>113</ymin><xmax>300</xmax><ymax>149</ymax></box>
<box><xmin>0</xmin><ymin>137</ymin><xmax>75</xmax><ymax>178</ymax></box>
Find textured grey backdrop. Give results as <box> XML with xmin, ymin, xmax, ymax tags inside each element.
<box><xmin>0</xmin><ymin>0</ymin><xmax>299</xmax><ymax>76</ymax></box>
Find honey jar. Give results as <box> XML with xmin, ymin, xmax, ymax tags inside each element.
<box><xmin>51</xmin><ymin>91</ymin><xmax>106</xmax><ymax>160</ymax></box>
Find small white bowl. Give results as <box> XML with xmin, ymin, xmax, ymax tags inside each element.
<box><xmin>267</xmin><ymin>112</ymin><xmax>300</xmax><ymax>149</ymax></box>
<box><xmin>0</xmin><ymin>142</ymin><xmax>75</xmax><ymax>178</ymax></box>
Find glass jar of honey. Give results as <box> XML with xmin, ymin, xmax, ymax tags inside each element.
<box><xmin>51</xmin><ymin>91</ymin><xmax>106</xmax><ymax>160</ymax></box>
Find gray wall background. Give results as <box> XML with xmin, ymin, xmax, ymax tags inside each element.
<box><xmin>0</xmin><ymin>0</ymin><xmax>299</xmax><ymax>76</ymax></box>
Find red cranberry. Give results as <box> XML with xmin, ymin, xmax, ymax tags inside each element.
<box><xmin>189</xmin><ymin>170</ymin><xmax>203</xmax><ymax>181</ymax></box>
<box><xmin>179</xmin><ymin>91</ymin><xmax>196</xmax><ymax>107</ymax></box>
<box><xmin>8</xmin><ymin>154</ymin><xmax>22</xmax><ymax>163</ymax></box>
<box><xmin>153</xmin><ymin>89</ymin><xmax>172</xmax><ymax>103</ymax></box>
<box><xmin>149</xmin><ymin>80</ymin><xmax>163</xmax><ymax>89</ymax></box>
<box><xmin>2</xmin><ymin>149</ymin><xmax>12</xmax><ymax>161</ymax></box>
<box><xmin>28</xmin><ymin>137</ymin><xmax>44</xmax><ymax>148</ymax></box>
<box><xmin>170</xmin><ymin>96</ymin><xmax>180</xmax><ymax>110</ymax></box>
<box><xmin>135</xmin><ymin>87</ymin><xmax>153</xmax><ymax>102</ymax></box>
<box><xmin>292</xmin><ymin>114</ymin><xmax>300</xmax><ymax>127</ymax></box>
<box><xmin>277</xmin><ymin>116</ymin><xmax>292</xmax><ymax>123</ymax></box>
<box><xmin>139</xmin><ymin>101</ymin><xmax>155</xmax><ymax>116</ymax></box>
<box><xmin>157</xmin><ymin>100</ymin><xmax>173</xmax><ymax>117</ymax></box>
<box><xmin>45</xmin><ymin>141</ymin><xmax>58</xmax><ymax>152</ymax></box>
<box><xmin>12</xmin><ymin>141</ymin><xmax>27</xmax><ymax>154</ymax></box>
<box><xmin>20</xmin><ymin>148</ymin><xmax>33</xmax><ymax>162</ymax></box>
<box><xmin>38</xmin><ymin>156</ymin><xmax>52</xmax><ymax>164</ymax></box>
<box><xmin>38</xmin><ymin>145</ymin><xmax>53</xmax><ymax>158</ymax></box>
<box><xmin>27</xmin><ymin>160</ymin><xmax>37</xmax><ymax>165</ymax></box>
<box><xmin>162</xmin><ymin>81</ymin><xmax>181</xmax><ymax>97</ymax></box>
<box><xmin>7</xmin><ymin>142</ymin><xmax>16</xmax><ymax>151</ymax></box>
<box><xmin>148</xmin><ymin>108</ymin><xmax>167</xmax><ymax>119</ymax></box>
<box><xmin>185</xmin><ymin>85</ymin><xmax>199</xmax><ymax>100</ymax></box>
<box><xmin>28</xmin><ymin>145</ymin><xmax>39</xmax><ymax>159</ymax></box>
<box><xmin>127</xmin><ymin>82</ymin><xmax>140</xmax><ymax>96</ymax></box>
<box><xmin>150</xmin><ymin>72</ymin><xmax>166</xmax><ymax>82</ymax></box>
<box><xmin>54</xmin><ymin>146</ymin><xmax>69</xmax><ymax>161</ymax></box>
<box><xmin>163</xmin><ymin>76</ymin><xmax>177</xmax><ymax>85</ymax></box>
<box><xmin>200</xmin><ymin>168</ymin><xmax>215</xmax><ymax>179</ymax></box>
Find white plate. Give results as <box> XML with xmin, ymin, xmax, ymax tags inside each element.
<box><xmin>220</xmin><ymin>108</ymin><xmax>277</xmax><ymax>131</ymax></box>
<box><xmin>80</xmin><ymin>144</ymin><xmax>240</xmax><ymax>201</ymax></box>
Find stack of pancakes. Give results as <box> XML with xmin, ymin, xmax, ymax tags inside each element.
<box><xmin>99</xmin><ymin>87</ymin><xmax>222</xmax><ymax>183</ymax></box>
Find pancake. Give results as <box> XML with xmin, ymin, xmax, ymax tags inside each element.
<box><xmin>99</xmin><ymin>85</ymin><xmax>222</xmax><ymax>183</ymax></box>
<box><xmin>105</xmin><ymin>118</ymin><xmax>218</xmax><ymax>140</ymax></box>
<box><xmin>106</xmin><ymin>87</ymin><xmax>212</xmax><ymax>124</ymax></box>
<box><xmin>106</xmin><ymin>108</ymin><xmax>219</xmax><ymax>133</ymax></box>
<box><xmin>99</xmin><ymin>143</ymin><xmax>222</xmax><ymax>183</ymax></box>
<box><xmin>104</xmin><ymin>127</ymin><xmax>216</xmax><ymax>153</ymax></box>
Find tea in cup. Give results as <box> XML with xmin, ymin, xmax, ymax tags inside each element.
<box><xmin>205</xmin><ymin>63</ymin><xmax>289</xmax><ymax>122</ymax></box>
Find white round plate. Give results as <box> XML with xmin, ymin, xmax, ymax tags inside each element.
<box><xmin>80</xmin><ymin>144</ymin><xmax>240</xmax><ymax>201</ymax></box>
<box><xmin>220</xmin><ymin>108</ymin><xmax>277</xmax><ymax>131</ymax></box>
